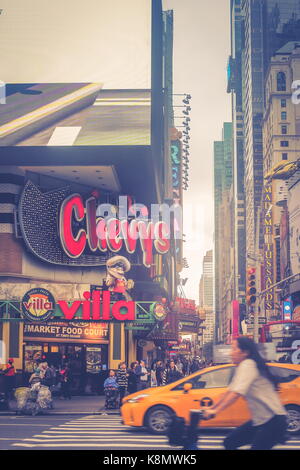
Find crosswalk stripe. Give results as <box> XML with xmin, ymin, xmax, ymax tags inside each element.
<box><xmin>12</xmin><ymin>443</ymin><xmax>201</xmax><ymax>449</ymax></box>
<box><xmin>9</xmin><ymin>415</ymin><xmax>300</xmax><ymax>450</ymax></box>
<box><xmin>40</xmin><ymin>431</ymin><xmax>226</xmax><ymax>441</ymax></box>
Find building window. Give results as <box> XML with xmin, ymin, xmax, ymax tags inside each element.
<box><xmin>277</xmin><ymin>72</ymin><xmax>286</xmax><ymax>91</ymax></box>
<box><xmin>280</xmin><ymin>141</ymin><xmax>289</xmax><ymax>147</ymax></box>
<box><xmin>281</xmin><ymin>111</ymin><xmax>287</xmax><ymax>120</ymax></box>
<box><xmin>281</xmin><ymin>125</ymin><xmax>287</xmax><ymax>135</ymax></box>
<box><xmin>281</xmin><ymin>99</ymin><xmax>286</xmax><ymax>108</ymax></box>
<box><xmin>282</xmin><ymin>153</ymin><xmax>288</xmax><ymax>160</ymax></box>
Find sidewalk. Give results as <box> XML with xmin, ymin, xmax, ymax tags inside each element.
<box><xmin>0</xmin><ymin>395</ymin><xmax>121</xmax><ymax>416</ymax></box>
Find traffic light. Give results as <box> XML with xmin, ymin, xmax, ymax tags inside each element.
<box><xmin>246</xmin><ymin>267</ymin><xmax>257</xmax><ymax>305</ymax></box>
<box><xmin>283</xmin><ymin>298</ymin><xmax>292</xmax><ymax>320</ymax></box>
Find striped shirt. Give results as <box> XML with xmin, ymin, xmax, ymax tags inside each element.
<box><xmin>116</xmin><ymin>369</ymin><xmax>128</xmax><ymax>388</ymax></box>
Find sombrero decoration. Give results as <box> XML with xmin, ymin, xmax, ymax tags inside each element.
<box><xmin>106</xmin><ymin>256</ymin><xmax>131</xmax><ymax>272</ymax></box>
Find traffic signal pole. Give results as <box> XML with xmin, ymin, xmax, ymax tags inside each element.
<box><xmin>254</xmin><ymin>272</ymin><xmax>300</xmax><ymax>343</ymax></box>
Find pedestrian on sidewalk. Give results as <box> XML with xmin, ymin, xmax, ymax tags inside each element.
<box><xmin>116</xmin><ymin>362</ymin><xmax>128</xmax><ymax>407</ymax></box>
<box><xmin>162</xmin><ymin>360</ymin><xmax>182</xmax><ymax>385</ymax></box>
<box><xmin>60</xmin><ymin>363</ymin><xmax>72</xmax><ymax>400</ymax></box>
<box><xmin>155</xmin><ymin>361</ymin><xmax>165</xmax><ymax>387</ymax></box>
<box><xmin>2</xmin><ymin>358</ymin><xmax>16</xmax><ymax>401</ymax></box>
<box><xmin>127</xmin><ymin>362</ymin><xmax>138</xmax><ymax>394</ymax></box>
<box><xmin>104</xmin><ymin>370</ymin><xmax>119</xmax><ymax>409</ymax></box>
<box><xmin>202</xmin><ymin>337</ymin><xmax>287</xmax><ymax>450</ymax></box>
<box><xmin>135</xmin><ymin>360</ymin><xmax>150</xmax><ymax>391</ymax></box>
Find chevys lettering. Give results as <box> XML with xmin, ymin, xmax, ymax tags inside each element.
<box><xmin>59</xmin><ymin>194</ymin><xmax>170</xmax><ymax>268</ymax></box>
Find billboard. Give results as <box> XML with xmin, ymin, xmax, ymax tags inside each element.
<box><xmin>0</xmin><ymin>1</ymin><xmax>152</xmax><ymax>146</ymax></box>
<box><xmin>0</xmin><ymin>0</ymin><xmax>151</xmax><ymax>88</ymax></box>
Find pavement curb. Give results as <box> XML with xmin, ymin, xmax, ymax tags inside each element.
<box><xmin>0</xmin><ymin>410</ymin><xmax>121</xmax><ymax>417</ymax></box>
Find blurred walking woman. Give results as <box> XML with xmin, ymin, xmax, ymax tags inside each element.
<box><xmin>203</xmin><ymin>337</ymin><xmax>287</xmax><ymax>450</ymax></box>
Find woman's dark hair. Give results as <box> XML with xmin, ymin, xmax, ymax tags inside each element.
<box><xmin>236</xmin><ymin>337</ymin><xmax>278</xmax><ymax>389</ymax></box>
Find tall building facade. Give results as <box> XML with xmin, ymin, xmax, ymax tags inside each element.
<box><xmin>228</xmin><ymin>0</ymin><xmax>246</xmax><ymax>305</ymax></box>
<box><xmin>262</xmin><ymin>42</ymin><xmax>300</xmax><ymax>320</ymax></box>
<box><xmin>214</xmin><ymin>123</ymin><xmax>233</xmax><ymax>342</ymax></box>
<box><xmin>227</xmin><ymin>0</ymin><xmax>300</xmax><ymax>327</ymax></box>
<box><xmin>199</xmin><ymin>250</ymin><xmax>214</xmax><ymax>346</ymax></box>
<box><xmin>200</xmin><ymin>250</ymin><xmax>213</xmax><ymax>308</ymax></box>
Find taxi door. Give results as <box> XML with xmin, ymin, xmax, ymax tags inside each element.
<box><xmin>171</xmin><ymin>366</ymin><xmax>239</xmax><ymax>427</ymax></box>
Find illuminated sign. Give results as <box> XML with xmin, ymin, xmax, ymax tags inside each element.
<box><xmin>174</xmin><ymin>297</ymin><xmax>196</xmax><ymax>314</ymax></box>
<box><xmin>18</xmin><ymin>181</ymin><xmax>170</xmax><ymax>268</ymax></box>
<box><xmin>151</xmin><ymin>302</ymin><xmax>167</xmax><ymax>321</ymax></box>
<box><xmin>22</xmin><ymin>288</ymin><xmax>55</xmax><ymax>322</ymax></box>
<box><xmin>24</xmin><ymin>322</ymin><xmax>109</xmax><ymax>342</ymax></box>
<box><xmin>60</xmin><ymin>194</ymin><xmax>170</xmax><ymax>268</ymax></box>
<box><xmin>22</xmin><ymin>290</ymin><xmax>135</xmax><ymax>322</ymax></box>
<box><xmin>170</xmin><ymin>138</ymin><xmax>183</xmax><ymax>263</ymax></box>
<box><xmin>263</xmin><ymin>184</ymin><xmax>274</xmax><ymax>315</ymax></box>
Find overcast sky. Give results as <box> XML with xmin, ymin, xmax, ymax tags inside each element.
<box><xmin>163</xmin><ymin>0</ymin><xmax>232</xmax><ymax>302</ymax></box>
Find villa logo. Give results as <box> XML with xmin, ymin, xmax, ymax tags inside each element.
<box><xmin>22</xmin><ymin>288</ymin><xmax>55</xmax><ymax>322</ymax></box>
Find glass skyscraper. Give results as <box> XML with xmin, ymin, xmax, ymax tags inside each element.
<box><xmin>238</xmin><ymin>0</ymin><xmax>300</xmax><ymax>281</ymax></box>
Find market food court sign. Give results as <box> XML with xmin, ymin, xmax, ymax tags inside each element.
<box><xmin>20</xmin><ymin>288</ymin><xmax>158</xmax><ymax>324</ymax></box>
<box><xmin>24</xmin><ymin>322</ymin><xmax>109</xmax><ymax>342</ymax></box>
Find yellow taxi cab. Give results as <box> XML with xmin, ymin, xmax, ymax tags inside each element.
<box><xmin>121</xmin><ymin>362</ymin><xmax>300</xmax><ymax>435</ymax></box>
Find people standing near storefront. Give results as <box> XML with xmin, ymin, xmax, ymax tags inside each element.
<box><xmin>127</xmin><ymin>362</ymin><xmax>138</xmax><ymax>394</ymax></box>
<box><xmin>190</xmin><ymin>358</ymin><xmax>200</xmax><ymax>374</ymax></box>
<box><xmin>155</xmin><ymin>361</ymin><xmax>165</xmax><ymax>387</ymax></box>
<box><xmin>135</xmin><ymin>360</ymin><xmax>150</xmax><ymax>391</ymax></box>
<box><xmin>116</xmin><ymin>362</ymin><xmax>128</xmax><ymax>407</ymax></box>
<box><xmin>29</xmin><ymin>366</ymin><xmax>42</xmax><ymax>388</ymax></box>
<box><xmin>60</xmin><ymin>363</ymin><xmax>72</xmax><ymax>400</ymax></box>
<box><xmin>2</xmin><ymin>359</ymin><xmax>16</xmax><ymax>401</ymax></box>
<box><xmin>40</xmin><ymin>362</ymin><xmax>55</xmax><ymax>388</ymax></box>
<box><xmin>162</xmin><ymin>360</ymin><xmax>182</xmax><ymax>385</ymax></box>
<box><xmin>176</xmin><ymin>358</ymin><xmax>184</xmax><ymax>375</ymax></box>
<box><xmin>202</xmin><ymin>337</ymin><xmax>287</xmax><ymax>450</ymax></box>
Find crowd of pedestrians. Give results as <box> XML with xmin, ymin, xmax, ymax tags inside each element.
<box><xmin>103</xmin><ymin>356</ymin><xmax>207</xmax><ymax>409</ymax></box>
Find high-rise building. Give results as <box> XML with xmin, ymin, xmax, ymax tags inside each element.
<box><xmin>232</xmin><ymin>0</ymin><xmax>300</xmax><ymax>318</ymax></box>
<box><xmin>241</xmin><ymin>0</ymin><xmax>265</xmax><ymax>262</ymax></box>
<box><xmin>200</xmin><ymin>250</ymin><xmax>213</xmax><ymax>308</ymax></box>
<box><xmin>262</xmin><ymin>42</ymin><xmax>300</xmax><ymax>320</ymax></box>
<box><xmin>199</xmin><ymin>249</ymin><xmax>214</xmax><ymax>346</ymax></box>
<box><xmin>214</xmin><ymin>123</ymin><xmax>233</xmax><ymax>341</ymax></box>
<box><xmin>227</xmin><ymin>0</ymin><xmax>246</xmax><ymax>304</ymax></box>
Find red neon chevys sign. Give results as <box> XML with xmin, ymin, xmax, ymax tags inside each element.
<box><xmin>59</xmin><ymin>194</ymin><xmax>170</xmax><ymax>267</ymax></box>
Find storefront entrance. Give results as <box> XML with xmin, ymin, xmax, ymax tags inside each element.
<box><xmin>24</xmin><ymin>342</ymin><xmax>108</xmax><ymax>395</ymax></box>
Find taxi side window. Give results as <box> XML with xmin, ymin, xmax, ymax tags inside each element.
<box><xmin>171</xmin><ymin>367</ymin><xmax>234</xmax><ymax>391</ymax></box>
<box><xmin>269</xmin><ymin>366</ymin><xmax>300</xmax><ymax>383</ymax></box>
<box><xmin>192</xmin><ymin>367</ymin><xmax>235</xmax><ymax>389</ymax></box>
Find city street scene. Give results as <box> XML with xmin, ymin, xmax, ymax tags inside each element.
<box><xmin>1</xmin><ymin>0</ymin><xmax>300</xmax><ymax>459</ymax></box>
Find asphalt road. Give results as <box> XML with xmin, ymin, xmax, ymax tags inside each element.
<box><xmin>1</xmin><ymin>415</ymin><xmax>300</xmax><ymax>451</ymax></box>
